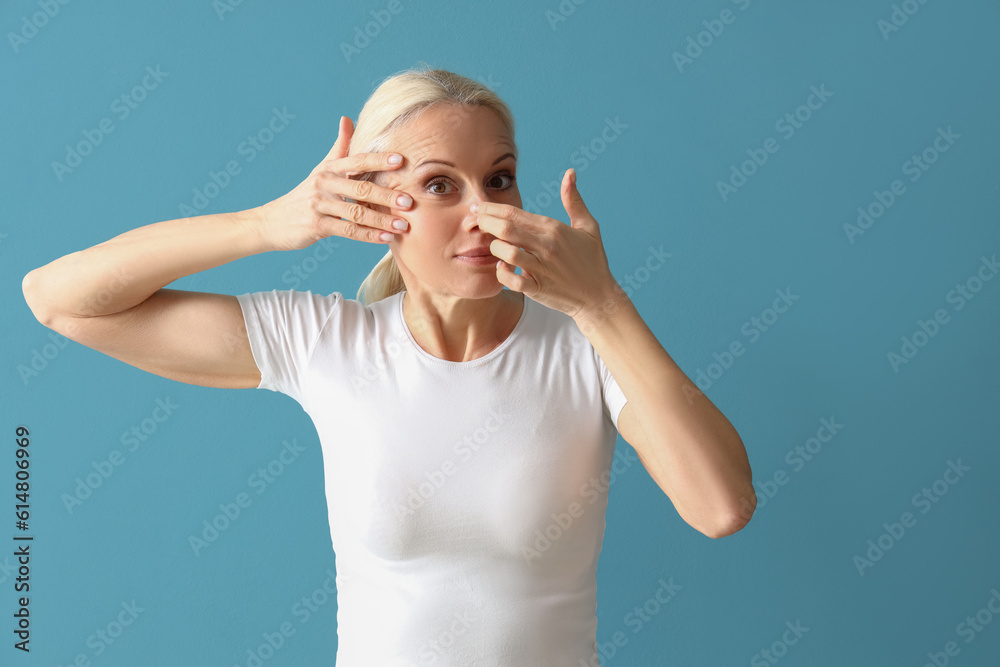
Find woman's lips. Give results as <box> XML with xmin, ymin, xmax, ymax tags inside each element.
<box><xmin>455</xmin><ymin>254</ymin><xmax>495</xmax><ymax>265</ymax></box>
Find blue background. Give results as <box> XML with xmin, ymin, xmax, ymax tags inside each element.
<box><xmin>3</xmin><ymin>0</ymin><xmax>1000</xmax><ymax>665</ymax></box>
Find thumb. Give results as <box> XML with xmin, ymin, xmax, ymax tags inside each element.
<box><xmin>561</xmin><ymin>169</ymin><xmax>596</xmax><ymax>231</ymax></box>
<box><xmin>326</xmin><ymin>115</ymin><xmax>354</xmax><ymax>163</ymax></box>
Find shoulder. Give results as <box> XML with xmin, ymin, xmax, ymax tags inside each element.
<box><xmin>237</xmin><ymin>289</ymin><xmax>346</xmax><ymax>323</ymax></box>
<box><xmin>238</xmin><ymin>288</ymin><xmax>344</xmax><ymax>308</ymax></box>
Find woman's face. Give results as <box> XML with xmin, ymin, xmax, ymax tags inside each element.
<box><xmin>365</xmin><ymin>104</ymin><xmax>521</xmax><ymax>298</ymax></box>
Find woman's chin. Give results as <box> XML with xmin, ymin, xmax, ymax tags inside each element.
<box><xmin>453</xmin><ymin>277</ymin><xmax>505</xmax><ymax>297</ymax></box>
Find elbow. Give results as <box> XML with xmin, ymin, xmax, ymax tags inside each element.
<box><xmin>22</xmin><ymin>269</ymin><xmax>55</xmax><ymax>327</ymax></box>
<box><xmin>703</xmin><ymin>514</ymin><xmax>749</xmax><ymax>540</ymax></box>
<box><xmin>22</xmin><ymin>269</ymin><xmax>70</xmax><ymax>334</ymax></box>
<box><xmin>705</xmin><ymin>514</ymin><xmax>749</xmax><ymax>539</ymax></box>
<box><xmin>703</xmin><ymin>487</ymin><xmax>757</xmax><ymax>539</ymax></box>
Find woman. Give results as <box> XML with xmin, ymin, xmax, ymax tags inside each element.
<box><xmin>22</xmin><ymin>65</ymin><xmax>755</xmax><ymax>665</ymax></box>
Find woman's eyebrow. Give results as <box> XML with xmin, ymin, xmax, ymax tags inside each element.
<box><xmin>413</xmin><ymin>152</ymin><xmax>516</xmax><ymax>170</ymax></box>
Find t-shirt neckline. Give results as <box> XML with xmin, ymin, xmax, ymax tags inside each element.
<box><xmin>396</xmin><ymin>290</ymin><xmax>530</xmax><ymax>366</ymax></box>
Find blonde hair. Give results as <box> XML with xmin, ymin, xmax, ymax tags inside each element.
<box><xmin>350</xmin><ymin>62</ymin><xmax>517</xmax><ymax>306</ymax></box>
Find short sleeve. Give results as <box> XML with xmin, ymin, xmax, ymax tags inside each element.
<box><xmin>594</xmin><ymin>349</ymin><xmax>628</xmax><ymax>433</ymax></box>
<box><xmin>236</xmin><ymin>289</ymin><xmax>343</xmax><ymax>408</ymax></box>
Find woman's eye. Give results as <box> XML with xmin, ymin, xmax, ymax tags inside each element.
<box><xmin>490</xmin><ymin>173</ymin><xmax>515</xmax><ymax>189</ymax></box>
<box><xmin>426</xmin><ymin>173</ymin><xmax>516</xmax><ymax>195</ymax></box>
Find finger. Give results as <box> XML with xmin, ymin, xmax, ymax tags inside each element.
<box><xmin>320</xmin><ymin>212</ymin><xmax>396</xmax><ymax>245</ymax></box>
<box><xmin>477</xmin><ymin>212</ymin><xmax>534</xmax><ymax>253</ymax></box>
<box><xmin>490</xmin><ymin>239</ymin><xmax>539</xmax><ymax>276</ymax></box>
<box><xmin>323</xmin><ymin>172</ymin><xmax>413</xmax><ymax>211</ymax></box>
<box><xmin>561</xmin><ymin>169</ymin><xmax>598</xmax><ymax>232</ymax></box>
<box><xmin>325</xmin><ymin>116</ymin><xmax>353</xmax><ymax>163</ymax></box>
<box><xmin>313</xmin><ymin>190</ymin><xmax>408</xmax><ymax>236</ymax></box>
<box><xmin>338</xmin><ymin>149</ymin><xmax>407</xmax><ymax>180</ymax></box>
<box><xmin>476</xmin><ymin>202</ymin><xmax>548</xmax><ymax>239</ymax></box>
<box><xmin>496</xmin><ymin>260</ymin><xmax>532</xmax><ymax>294</ymax></box>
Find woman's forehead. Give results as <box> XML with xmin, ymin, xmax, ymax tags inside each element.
<box><xmin>375</xmin><ymin>107</ymin><xmax>515</xmax><ymax>182</ymax></box>
<box><xmin>391</xmin><ymin>105</ymin><xmax>512</xmax><ymax>152</ymax></box>
<box><xmin>394</xmin><ymin>128</ymin><xmax>512</xmax><ymax>159</ymax></box>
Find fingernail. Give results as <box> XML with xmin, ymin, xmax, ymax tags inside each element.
<box><xmin>388</xmin><ymin>153</ymin><xmax>402</xmax><ymax>165</ymax></box>
<box><xmin>392</xmin><ymin>219</ymin><xmax>408</xmax><ymax>231</ymax></box>
<box><xmin>397</xmin><ymin>194</ymin><xmax>413</xmax><ymax>208</ymax></box>
<box><xmin>380</xmin><ymin>231</ymin><xmax>394</xmax><ymax>242</ymax></box>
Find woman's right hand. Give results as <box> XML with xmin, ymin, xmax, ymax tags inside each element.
<box><xmin>253</xmin><ymin>115</ymin><xmax>412</xmax><ymax>252</ymax></box>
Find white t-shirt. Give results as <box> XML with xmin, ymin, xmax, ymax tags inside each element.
<box><xmin>236</xmin><ymin>288</ymin><xmax>629</xmax><ymax>666</ymax></box>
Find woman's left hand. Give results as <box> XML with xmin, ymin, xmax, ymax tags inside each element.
<box><xmin>474</xmin><ymin>168</ymin><xmax>624</xmax><ymax>321</ymax></box>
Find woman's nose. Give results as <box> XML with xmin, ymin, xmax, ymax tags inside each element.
<box><xmin>464</xmin><ymin>202</ymin><xmax>483</xmax><ymax>228</ymax></box>
<box><xmin>465</xmin><ymin>190</ymin><xmax>488</xmax><ymax>218</ymax></box>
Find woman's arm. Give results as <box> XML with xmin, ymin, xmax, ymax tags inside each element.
<box><xmin>576</xmin><ymin>290</ymin><xmax>756</xmax><ymax>539</ymax></box>
<box><xmin>23</xmin><ymin>208</ymin><xmax>266</xmax><ymax>321</ymax></box>
<box><xmin>21</xmin><ymin>116</ymin><xmax>415</xmax><ymax>389</ymax></box>
<box><xmin>21</xmin><ymin>208</ymin><xmax>273</xmax><ymax>389</ymax></box>
<box><xmin>469</xmin><ymin>172</ymin><xmax>755</xmax><ymax>539</ymax></box>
